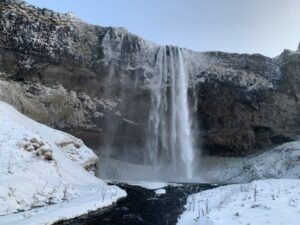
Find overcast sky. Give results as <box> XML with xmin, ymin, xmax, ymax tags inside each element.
<box><xmin>26</xmin><ymin>0</ymin><xmax>300</xmax><ymax>57</ymax></box>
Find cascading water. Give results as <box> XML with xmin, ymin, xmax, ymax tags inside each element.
<box><xmin>147</xmin><ymin>46</ymin><xmax>195</xmax><ymax>180</ymax></box>
<box><xmin>99</xmin><ymin>45</ymin><xmax>197</xmax><ymax>182</ymax></box>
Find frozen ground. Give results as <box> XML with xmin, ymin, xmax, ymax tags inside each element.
<box><xmin>0</xmin><ymin>101</ymin><xmax>126</xmax><ymax>225</ymax></box>
<box><xmin>179</xmin><ymin>143</ymin><xmax>300</xmax><ymax>225</ymax></box>
<box><xmin>198</xmin><ymin>141</ymin><xmax>300</xmax><ymax>183</ymax></box>
<box><xmin>177</xmin><ymin>179</ymin><xmax>300</xmax><ymax>225</ymax></box>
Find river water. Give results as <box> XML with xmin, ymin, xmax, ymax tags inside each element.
<box><xmin>54</xmin><ymin>183</ymin><xmax>217</xmax><ymax>225</ymax></box>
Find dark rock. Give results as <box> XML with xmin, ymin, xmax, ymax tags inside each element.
<box><xmin>0</xmin><ymin>0</ymin><xmax>300</xmax><ymax>160</ymax></box>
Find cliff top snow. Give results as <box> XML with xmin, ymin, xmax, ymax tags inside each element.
<box><xmin>0</xmin><ymin>0</ymin><xmax>282</xmax><ymax>91</ymax></box>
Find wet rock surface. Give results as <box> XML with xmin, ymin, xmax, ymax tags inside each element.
<box><xmin>54</xmin><ymin>183</ymin><xmax>217</xmax><ymax>225</ymax></box>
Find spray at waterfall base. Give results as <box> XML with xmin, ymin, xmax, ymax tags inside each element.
<box><xmin>100</xmin><ymin>46</ymin><xmax>201</xmax><ymax>182</ymax></box>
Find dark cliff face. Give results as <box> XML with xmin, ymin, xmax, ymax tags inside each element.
<box><xmin>0</xmin><ymin>0</ymin><xmax>300</xmax><ymax>160</ymax></box>
<box><xmin>0</xmin><ymin>0</ymin><xmax>158</xmax><ymax>160</ymax></box>
<box><xmin>194</xmin><ymin>51</ymin><xmax>300</xmax><ymax>156</ymax></box>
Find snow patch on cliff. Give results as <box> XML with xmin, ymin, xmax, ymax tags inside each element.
<box><xmin>184</xmin><ymin>49</ymin><xmax>279</xmax><ymax>90</ymax></box>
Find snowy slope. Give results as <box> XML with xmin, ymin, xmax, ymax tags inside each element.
<box><xmin>0</xmin><ymin>101</ymin><xmax>126</xmax><ymax>225</ymax></box>
<box><xmin>177</xmin><ymin>179</ymin><xmax>300</xmax><ymax>225</ymax></box>
<box><xmin>198</xmin><ymin>141</ymin><xmax>300</xmax><ymax>183</ymax></box>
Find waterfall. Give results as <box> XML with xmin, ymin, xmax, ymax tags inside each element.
<box><xmin>99</xmin><ymin>45</ymin><xmax>197</xmax><ymax>182</ymax></box>
<box><xmin>147</xmin><ymin>46</ymin><xmax>195</xmax><ymax>180</ymax></box>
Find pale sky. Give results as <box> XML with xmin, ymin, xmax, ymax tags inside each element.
<box><xmin>26</xmin><ymin>0</ymin><xmax>300</xmax><ymax>57</ymax></box>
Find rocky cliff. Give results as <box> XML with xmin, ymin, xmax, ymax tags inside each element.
<box><xmin>1</xmin><ymin>0</ymin><xmax>300</xmax><ymax>162</ymax></box>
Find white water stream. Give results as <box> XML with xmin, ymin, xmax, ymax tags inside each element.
<box><xmin>100</xmin><ymin>46</ymin><xmax>197</xmax><ymax>182</ymax></box>
<box><xmin>147</xmin><ymin>46</ymin><xmax>195</xmax><ymax>180</ymax></box>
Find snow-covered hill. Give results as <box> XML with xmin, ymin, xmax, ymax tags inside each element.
<box><xmin>0</xmin><ymin>101</ymin><xmax>126</xmax><ymax>225</ymax></box>
<box><xmin>178</xmin><ymin>179</ymin><xmax>300</xmax><ymax>225</ymax></box>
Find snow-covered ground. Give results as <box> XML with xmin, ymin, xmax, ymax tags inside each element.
<box><xmin>178</xmin><ymin>179</ymin><xmax>300</xmax><ymax>225</ymax></box>
<box><xmin>114</xmin><ymin>180</ymin><xmax>182</xmax><ymax>190</ymax></box>
<box><xmin>180</xmin><ymin>142</ymin><xmax>300</xmax><ymax>225</ymax></box>
<box><xmin>124</xmin><ymin>181</ymin><xmax>169</xmax><ymax>190</ymax></box>
<box><xmin>0</xmin><ymin>101</ymin><xmax>126</xmax><ymax>225</ymax></box>
<box><xmin>198</xmin><ymin>141</ymin><xmax>300</xmax><ymax>183</ymax></box>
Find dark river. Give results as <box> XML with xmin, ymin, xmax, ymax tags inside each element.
<box><xmin>54</xmin><ymin>183</ymin><xmax>217</xmax><ymax>225</ymax></box>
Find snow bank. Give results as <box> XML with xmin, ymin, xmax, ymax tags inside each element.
<box><xmin>177</xmin><ymin>179</ymin><xmax>300</xmax><ymax>225</ymax></box>
<box><xmin>119</xmin><ymin>180</ymin><xmax>182</xmax><ymax>190</ymax></box>
<box><xmin>199</xmin><ymin>141</ymin><xmax>300</xmax><ymax>183</ymax></box>
<box><xmin>125</xmin><ymin>181</ymin><xmax>169</xmax><ymax>190</ymax></box>
<box><xmin>0</xmin><ymin>101</ymin><xmax>126</xmax><ymax>225</ymax></box>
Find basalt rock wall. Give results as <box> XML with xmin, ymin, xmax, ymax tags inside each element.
<box><xmin>0</xmin><ymin>0</ymin><xmax>300</xmax><ymax>160</ymax></box>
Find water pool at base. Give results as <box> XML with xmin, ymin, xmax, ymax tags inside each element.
<box><xmin>54</xmin><ymin>183</ymin><xmax>217</xmax><ymax>225</ymax></box>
